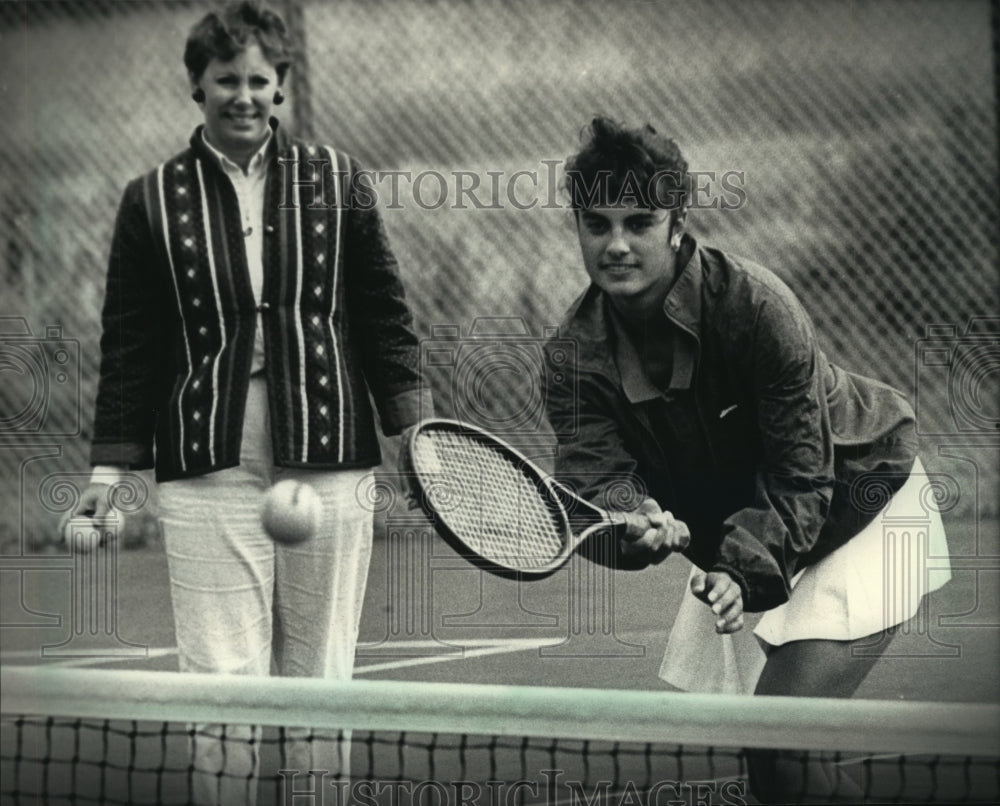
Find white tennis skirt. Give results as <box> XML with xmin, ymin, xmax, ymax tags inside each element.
<box><xmin>659</xmin><ymin>458</ymin><xmax>952</xmax><ymax>694</ymax></box>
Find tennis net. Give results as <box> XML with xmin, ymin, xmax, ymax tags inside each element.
<box><xmin>2</xmin><ymin>666</ymin><xmax>998</xmax><ymax>805</ymax></box>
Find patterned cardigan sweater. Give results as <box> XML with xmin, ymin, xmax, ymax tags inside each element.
<box><xmin>91</xmin><ymin>122</ymin><xmax>431</xmax><ymax>481</ymax></box>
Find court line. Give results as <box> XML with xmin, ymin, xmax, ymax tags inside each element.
<box><xmin>0</xmin><ymin>638</ymin><xmax>563</xmax><ymax>672</ymax></box>
<box><xmin>0</xmin><ymin>630</ymin><xmax>663</xmax><ymax>674</ymax></box>
<box><xmin>354</xmin><ymin>637</ymin><xmax>563</xmax><ymax>675</ymax></box>
<box><xmin>0</xmin><ymin>647</ymin><xmax>178</xmax><ymax>668</ymax></box>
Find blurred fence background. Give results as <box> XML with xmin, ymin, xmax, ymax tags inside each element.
<box><xmin>1</xmin><ymin>0</ymin><xmax>997</xmax><ymax>549</ymax></box>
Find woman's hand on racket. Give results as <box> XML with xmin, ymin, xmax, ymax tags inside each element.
<box><xmin>691</xmin><ymin>570</ymin><xmax>744</xmax><ymax>633</ymax></box>
<box><xmin>620</xmin><ymin>498</ymin><xmax>690</xmax><ymax>562</ymax></box>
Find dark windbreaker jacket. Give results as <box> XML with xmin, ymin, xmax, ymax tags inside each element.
<box><xmin>545</xmin><ymin>236</ymin><xmax>917</xmax><ymax>612</ymax></box>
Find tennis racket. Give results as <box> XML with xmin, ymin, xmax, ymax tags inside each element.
<box><xmin>406</xmin><ymin>419</ymin><xmax>639</xmax><ymax>578</ymax></box>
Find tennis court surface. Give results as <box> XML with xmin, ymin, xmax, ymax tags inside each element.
<box><xmin>2</xmin><ymin>514</ymin><xmax>999</xmax><ymax>805</ymax></box>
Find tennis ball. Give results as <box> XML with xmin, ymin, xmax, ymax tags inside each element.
<box><xmin>261</xmin><ymin>480</ymin><xmax>323</xmax><ymax>545</ymax></box>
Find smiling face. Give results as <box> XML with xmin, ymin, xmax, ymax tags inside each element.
<box><xmin>577</xmin><ymin>203</ymin><xmax>678</xmax><ymax>318</ymax></box>
<box><xmin>192</xmin><ymin>42</ymin><xmax>278</xmax><ymax>165</ymax></box>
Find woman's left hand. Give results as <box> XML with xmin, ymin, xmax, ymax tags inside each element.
<box><xmin>691</xmin><ymin>570</ymin><xmax>744</xmax><ymax>634</ymax></box>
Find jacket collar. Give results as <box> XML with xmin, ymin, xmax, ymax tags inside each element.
<box><xmin>189</xmin><ymin>117</ymin><xmax>285</xmax><ymax>171</ymax></box>
<box><xmin>560</xmin><ymin>234</ymin><xmax>704</xmax><ymax>398</ymax></box>
<box><xmin>662</xmin><ymin>234</ymin><xmax>702</xmax><ymax>339</ymax></box>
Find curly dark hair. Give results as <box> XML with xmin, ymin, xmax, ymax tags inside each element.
<box><xmin>184</xmin><ymin>1</ymin><xmax>294</xmax><ymax>82</ymax></box>
<box><xmin>564</xmin><ymin>117</ymin><xmax>691</xmax><ymax>223</ymax></box>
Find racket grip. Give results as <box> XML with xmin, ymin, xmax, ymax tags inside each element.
<box><xmin>596</xmin><ymin>508</ymin><xmax>666</xmax><ymax>572</ymax></box>
<box><xmin>615</xmin><ymin>508</ymin><xmax>653</xmax><ymax>540</ymax></box>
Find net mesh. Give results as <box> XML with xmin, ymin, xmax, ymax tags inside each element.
<box><xmin>411</xmin><ymin>427</ymin><xmax>566</xmax><ymax>569</ymax></box>
<box><xmin>4</xmin><ymin>719</ymin><xmax>746</xmax><ymax>806</ymax></box>
<box><xmin>2</xmin><ymin>668</ymin><xmax>998</xmax><ymax>806</ymax></box>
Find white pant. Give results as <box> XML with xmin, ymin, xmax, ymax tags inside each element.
<box><xmin>158</xmin><ymin>377</ymin><xmax>373</xmax><ymax>805</ymax></box>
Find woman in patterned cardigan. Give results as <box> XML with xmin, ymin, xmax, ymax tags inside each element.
<box><xmin>73</xmin><ymin>3</ymin><xmax>431</xmax><ymax>802</ymax></box>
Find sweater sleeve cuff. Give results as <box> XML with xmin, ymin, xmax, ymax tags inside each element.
<box><xmin>91</xmin><ymin>465</ymin><xmax>129</xmax><ymax>485</ymax></box>
<box><xmin>379</xmin><ymin>388</ymin><xmax>435</xmax><ymax>436</ymax></box>
<box><xmin>90</xmin><ymin>441</ymin><xmax>153</xmax><ymax>469</ymax></box>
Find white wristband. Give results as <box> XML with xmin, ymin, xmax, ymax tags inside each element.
<box><xmin>90</xmin><ymin>465</ymin><xmax>128</xmax><ymax>486</ymax></box>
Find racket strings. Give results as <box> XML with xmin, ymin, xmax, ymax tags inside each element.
<box><xmin>412</xmin><ymin>430</ymin><xmax>566</xmax><ymax>568</ymax></box>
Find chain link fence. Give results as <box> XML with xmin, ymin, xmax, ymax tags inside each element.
<box><xmin>1</xmin><ymin>0</ymin><xmax>997</xmax><ymax>549</ymax></box>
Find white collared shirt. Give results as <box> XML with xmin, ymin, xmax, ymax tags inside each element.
<box><xmin>200</xmin><ymin>131</ymin><xmax>271</xmax><ymax>376</ymax></box>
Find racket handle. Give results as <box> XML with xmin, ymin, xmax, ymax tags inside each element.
<box><xmin>616</xmin><ymin>502</ymin><xmax>691</xmax><ymax>549</ymax></box>
<box><xmin>583</xmin><ymin>507</ymin><xmax>665</xmax><ymax>573</ymax></box>
<box><xmin>615</xmin><ymin>508</ymin><xmax>653</xmax><ymax>541</ymax></box>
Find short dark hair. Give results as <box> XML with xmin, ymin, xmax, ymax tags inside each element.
<box><xmin>184</xmin><ymin>1</ymin><xmax>294</xmax><ymax>82</ymax></box>
<box><xmin>564</xmin><ymin>117</ymin><xmax>691</xmax><ymax>222</ymax></box>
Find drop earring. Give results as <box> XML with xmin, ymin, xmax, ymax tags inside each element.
<box><xmin>191</xmin><ymin>88</ymin><xmax>205</xmax><ymax>104</ymax></box>
<box><xmin>273</xmin><ymin>90</ymin><xmax>285</xmax><ymax>106</ymax></box>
